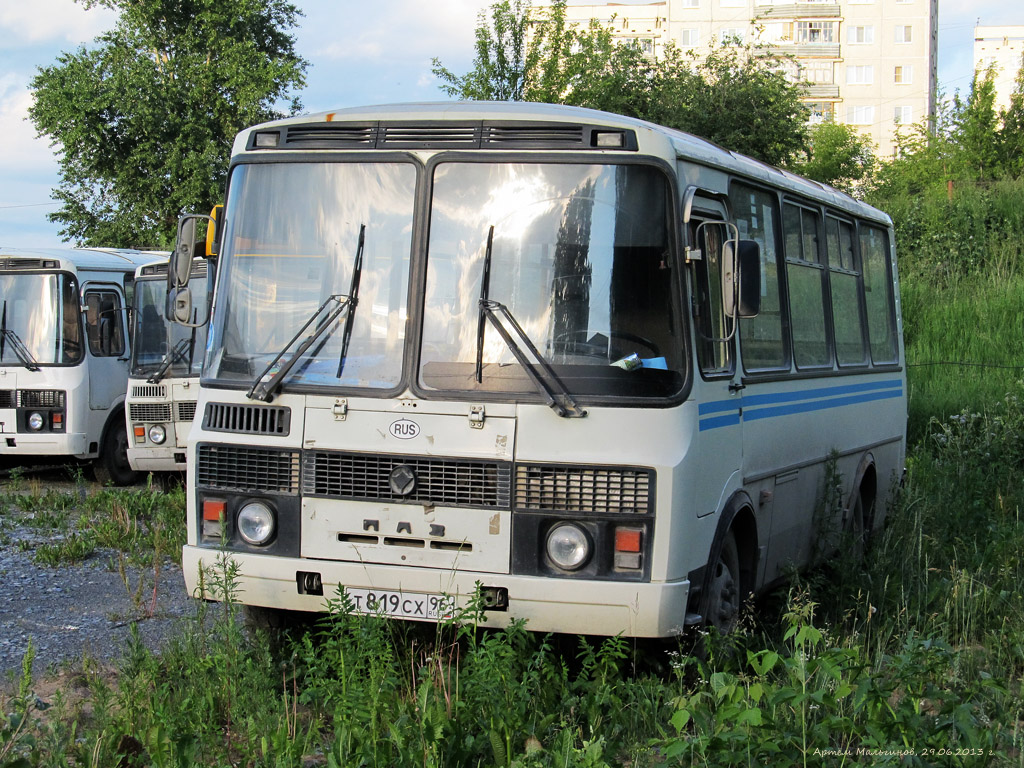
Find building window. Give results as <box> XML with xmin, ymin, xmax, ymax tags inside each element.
<box><xmin>807</xmin><ymin>102</ymin><xmax>835</xmax><ymax>124</ymax></box>
<box><xmin>680</xmin><ymin>28</ymin><xmax>700</xmax><ymax>47</ymax></box>
<box><xmin>719</xmin><ymin>27</ymin><xmax>745</xmax><ymax>44</ymax></box>
<box><xmin>720</xmin><ymin>0</ymin><xmax>746</xmax><ymax>6</ymax></box>
<box><xmin>680</xmin><ymin>0</ymin><xmax>700</xmax><ymax>7</ymax></box>
<box><xmin>847</xmin><ymin>65</ymin><xmax>874</xmax><ymax>85</ymax></box>
<box><xmin>847</xmin><ymin>105</ymin><xmax>875</xmax><ymax>125</ymax></box>
<box><xmin>796</xmin><ymin>21</ymin><xmax>834</xmax><ymax>43</ymax></box>
<box><xmin>895</xmin><ymin>25</ymin><xmax>913</xmax><ymax>43</ymax></box>
<box><xmin>801</xmin><ymin>61</ymin><xmax>834</xmax><ymax>84</ymax></box>
<box><xmin>847</xmin><ymin>25</ymin><xmax>874</xmax><ymax>44</ymax></box>
<box><xmin>894</xmin><ymin>105</ymin><xmax>913</xmax><ymax>124</ymax></box>
<box><xmin>894</xmin><ymin>65</ymin><xmax>913</xmax><ymax>84</ymax></box>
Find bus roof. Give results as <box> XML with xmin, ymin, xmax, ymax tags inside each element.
<box><xmin>236</xmin><ymin>101</ymin><xmax>890</xmax><ymax>227</ymax></box>
<box><xmin>0</xmin><ymin>247</ymin><xmax>167</xmax><ymax>274</ymax></box>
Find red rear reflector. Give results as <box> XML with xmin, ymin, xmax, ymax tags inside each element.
<box><xmin>614</xmin><ymin>527</ymin><xmax>642</xmax><ymax>553</ymax></box>
<box><xmin>203</xmin><ymin>500</ymin><xmax>226</xmax><ymax>521</ymax></box>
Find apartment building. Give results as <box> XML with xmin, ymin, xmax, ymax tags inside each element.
<box><xmin>974</xmin><ymin>26</ymin><xmax>1024</xmax><ymax>112</ymax></box>
<box><xmin>544</xmin><ymin>0</ymin><xmax>937</xmax><ymax>157</ymax></box>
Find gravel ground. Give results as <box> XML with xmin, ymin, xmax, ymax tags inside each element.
<box><xmin>0</xmin><ymin>465</ymin><xmax>196</xmax><ymax>679</ymax></box>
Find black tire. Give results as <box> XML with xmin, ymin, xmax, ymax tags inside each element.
<box><xmin>847</xmin><ymin>491</ymin><xmax>869</xmax><ymax>562</ymax></box>
<box><xmin>704</xmin><ymin>531</ymin><xmax>741</xmax><ymax>634</ymax></box>
<box><xmin>93</xmin><ymin>420</ymin><xmax>139</xmax><ymax>486</ymax></box>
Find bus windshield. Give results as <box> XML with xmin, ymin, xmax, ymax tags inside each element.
<box><xmin>420</xmin><ymin>162</ymin><xmax>684</xmax><ymax>400</ymax></box>
<box><xmin>132</xmin><ymin>276</ymin><xmax>209</xmax><ymax>378</ymax></box>
<box><xmin>206</xmin><ymin>161</ymin><xmax>415</xmax><ymax>390</ymax></box>
<box><xmin>0</xmin><ymin>272</ymin><xmax>82</xmax><ymax>366</ymax></box>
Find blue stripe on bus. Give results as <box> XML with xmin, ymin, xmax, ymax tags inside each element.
<box><xmin>697</xmin><ymin>379</ymin><xmax>903</xmax><ymax>432</ymax></box>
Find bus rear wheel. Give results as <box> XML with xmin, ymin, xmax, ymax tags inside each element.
<box><xmin>705</xmin><ymin>531</ymin><xmax>741</xmax><ymax>634</ymax></box>
<box><xmin>94</xmin><ymin>421</ymin><xmax>139</xmax><ymax>486</ymax></box>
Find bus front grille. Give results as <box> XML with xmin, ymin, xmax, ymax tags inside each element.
<box><xmin>302</xmin><ymin>451</ymin><xmax>512</xmax><ymax>509</ymax></box>
<box><xmin>18</xmin><ymin>390</ymin><xmax>66</xmax><ymax>408</ymax></box>
<box><xmin>131</xmin><ymin>385</ymin><xmax>167</xmax><ymax>398</ymax></box>
<box><xmin>203</xmin><ymin>402</ymin><xmax>291</xmax><ymax>436</ymax></box>
<box><xmin>177</xmin><ymin>401</ymin><xmax>197</xmax><ymax>422</ymax></box>
<box><xmin>0</xmin><ymin>390</ymin><xmax>15</xmax><ymax>408</ymax></box>
<box><xmin>197</xmin><ymin>444</ymin><xmax>300</xmax><ymax>495</ymax></box>
<box><xmin>130</xmin><ymin>403</ymin><xmax>172</xmax><ymax>422</ymax></box>
<box><xmin>514</xmin><ymin>464</ymin><xmax>653</xmax><ymax>514</ymax></box>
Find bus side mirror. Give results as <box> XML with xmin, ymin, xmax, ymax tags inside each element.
<box><xmin>168</xmin><ymin>213</ymin><xmax>214</xmax><ymax>326</ymax></box>
<box><xmin>723</xmin><ymin>239</ymin><xmax>761</xmax><ymax>319</ymax></box>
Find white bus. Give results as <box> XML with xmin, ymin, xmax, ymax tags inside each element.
<box><xmin>0</xmin><ymin>247</ymin><xmax>161</xmax><ymax>484</ymax></box>
<box><xmin>171</xmin><ymin>103</ymin><xmax>905</xmax><ymax>637</ymax></box>
<box><xmin>125</xmin><ymin>258</ymin><xmax>210</xmax><ymax>475</ymax></box>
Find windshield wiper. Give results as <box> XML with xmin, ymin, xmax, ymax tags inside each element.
<box><xmin>0</xmin><ymin>302</ymin><xmax>40</xmax><ymax>371</ymax></box>
<box><xmin>147</xmin><ymin>337</ymin><xmax>193</xmax><ymax>384</ymax></box>
<box><xmin>247</xmin><ymin>225</ymin><xmax>365</xmax><ymax>403</ymax></box>
<box><xmin>475</xmin><ymin>225</ymin><xmax>586</xmax><ymax>419</ymax></box>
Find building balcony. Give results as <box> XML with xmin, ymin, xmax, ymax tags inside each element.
<box><xmin>755</xmin><ymin>3</ymin><xmax>841</xmax><ymax>19</ymax></box>
<box><xmin>761</xmin><ymin>42</ymin><xmax>841</xmax><ymax>58</ymax></box>
<box><xmin>801</xmin><ymin>83</ymin><xmax>841</xmax><ymax>98</ymax></box>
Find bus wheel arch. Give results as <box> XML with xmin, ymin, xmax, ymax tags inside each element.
<box><xmin>93</xmin><ymin>409</ymin><xmax>139</xmax><ymax>486</ymax></box>
<box><xmin>699</xmin><ymin>491</ymin><xmax>758</xmax><ymax>634</ymax></box>
<box><xmin>847</xmin><ymin>454</ymin><xmax>877</xmax><ymax>556</ymax></box>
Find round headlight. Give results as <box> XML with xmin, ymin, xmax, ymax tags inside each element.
<box><xmin>237</xmin><ymin>501</ymin><xmax>276</xmax><ymax>546</ymax></box>
<box><xmin>148</xmin><ymin>424</ymin><xmax>167</xmax><ymax>444</ymax></box>
<box><xmin>27</xmin><ymin>412</ymin><xmax>45</xmax><ymax>431</ymax></box>
<box><xmin>545</xmin><ymin>523</ymin><xmax>590</xmax><ymax>570</ymax></box>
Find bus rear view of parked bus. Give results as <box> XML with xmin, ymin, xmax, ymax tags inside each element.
<box><xmin>0</xmin><ymin>247</ymin><xmax>161</xmax><ymax>484</ymax></box>
<box><xmin>170</xmin><ymin>102</ymin><xmax>906</xmax><ymax>637</ymax></box>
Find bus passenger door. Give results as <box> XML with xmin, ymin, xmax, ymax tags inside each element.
<box><xmin>688</xmin><ymin>210</ymin><xmax>743</xmax><ymax>520</ymax></box>
<box><xmin>82</xmin><ymin>285</ymin><xmax>129</xmax><ymax>412</ymax></box>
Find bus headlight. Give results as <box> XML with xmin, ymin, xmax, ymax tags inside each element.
<box><xmin>148</xmin><ymin>424</ymin><xmax>167</xmax><ymax>444</ymax></box>
<box><xmin>27</xmin><ymin>412</ymin><xmax>45</xmax><ymax>431</ymax></box>
<box><xmin>237</xmin><ymin>501</ymin><xmax>276</xmax><ymax>546</ymax></box>
<box><xmin>545</xmin><ymin>523</ymin><xmax>590</xmax><ymax>570</ymax></box>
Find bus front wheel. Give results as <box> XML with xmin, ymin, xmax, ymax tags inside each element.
<box><xmin>94</xmin><ymin>421</ymin><xmax>139</xmax><ymax>486</ymax></box>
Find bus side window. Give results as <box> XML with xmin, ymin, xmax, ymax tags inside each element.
<box><xmin>826</xmin><ymin>216</ymin><xmax>868</xmax><ymax>366</ymax></box>
<box><xmin>783</xmin><ymin>202</ymin><xmax>830</xmax><ymax>369</ymax></box>
<box><xmin>691</xmin><ymin>220</ymin><xmax>734</xmax><ymax>376</ymax></box>
<box><xmin>859</xmin><ymin>224</ymin><xmax>898</xmax><ymax>364</ymax></box>
<box><xmin>731</xmin><ymin>183</ymin><xmax>787</xmax><ymax>371</ymax></box>
<box><xmin>85</xmin><ymin>290</ymin><xmax>125</xmax><ymax>358</ymax></box>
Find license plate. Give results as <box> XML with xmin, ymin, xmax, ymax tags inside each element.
<box><xmin>343</xmin><ymin>588</ymin><xmax>455</xmax><ymax>620</ymax></box>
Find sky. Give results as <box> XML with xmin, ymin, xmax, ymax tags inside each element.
<box><xmin>0</xmin><ymin>0</ymin><xmax>1017</xmax><ymax>248</ymax></box>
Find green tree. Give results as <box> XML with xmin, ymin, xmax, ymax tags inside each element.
<box><xmin>954</xmin><ymin>69</ymin><xmax>1000</xmax><ymax>180</ymax></box>
<box><xmin>647</xmin><ymin>45</ymin><xmax>809</xmax><ymax>167</ymax></box>
<box><xmin>999</xmin><ymin>54</ymin><xmax>1024</xmax><ymax>177</ymax></box>
<box><xmin>792</xmin><ymin>121</ymin><xmax>875</xmax><ymax>192</ymax></box>
<box><xmin>30</xmin><ymin>0</ymin><xmax>307</xmax><ymax>248</ymax></box>
<box><xmin>433</xmin><ymin>2</ymin><xmax>809</xmax><ymax>167</ymax></box>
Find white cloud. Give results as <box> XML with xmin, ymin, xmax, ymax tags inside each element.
<box><xmin>0</xmin><ymin>0</ymin><xmax>115</xmax><ymax>47</ymax></box>
<box><xmin>0</xmin><ymin>76</ymin><xmax>58</xmax><ymax>178</ymax></box>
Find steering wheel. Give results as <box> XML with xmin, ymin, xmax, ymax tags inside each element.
<box><xmin>553</xmin><ymin>330</ymin><xmax>661</xmax><ymax>359</ymax></box>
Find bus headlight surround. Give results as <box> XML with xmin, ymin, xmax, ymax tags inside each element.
<box><xmin>148</xmin><ymin>424</ymin><xmax>167</xmax><ymax>444</ymax></box>
<box><xmin>27</xmin><ymin>412</ymin><xmax>45</xmax><ymax>431</ymax></box>
<box><xmin>237</xmin><ymin>501</ymin><xmax>276</xmax><ymax>546</ymax></box>
<box><xmin>545</xmin><ymin>523</ymin><xmax>591</xmax><ymax>571</ymax></box>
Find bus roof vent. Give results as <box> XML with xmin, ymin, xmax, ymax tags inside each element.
<box><xmin>139</xmin><ymin>264</ymin><xmax>168</xmax><ymax>277</ymax></box>
<box><xmin>0</xmin><ymin>258</ymin><xmax>59</xmax><ymax>270</ymax></box>
<box><xmin>379</xmin><ymin>123</ymin><xmax>481</xmax><ymax>149</ymax></box>
<box><xmin>203</xmin><ymin>402</ymin><xmax>291</xmax><ymax>436</ymax></box>
<box><xmin>283</xmin><ymin>124</ymin><xmax>377</xmax><ymax>148</ymax></box>
<box><xmin>483</xmin><ymin>124</ymin><xmax>584</xmax><ymax>147</ymax></box>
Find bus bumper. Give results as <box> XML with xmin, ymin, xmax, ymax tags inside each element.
<box><xmin>182</xmin><ymin>545</ymin><xmax>691</xmax><ymax>638</ymax></box>
<box><xmin>0</xmin><ymin>431</ymin><xmax>89</xmax><ymax>457</ymax></box>
<box><xmin>128</xmin><ymin>447</ymin><xmax>186</xmax><ymax>473</ymax></box>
